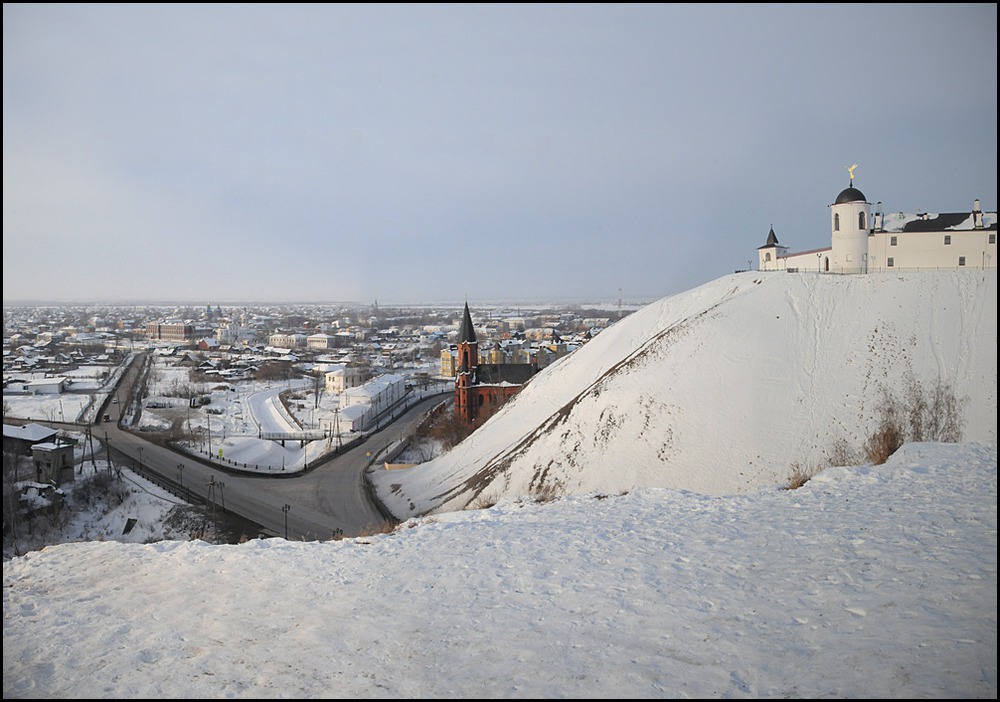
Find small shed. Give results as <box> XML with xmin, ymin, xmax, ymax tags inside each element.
<box><xmin>32</xmin><ymin>440</ymin><xmax>76</xmax><ymax>485</ymax></box>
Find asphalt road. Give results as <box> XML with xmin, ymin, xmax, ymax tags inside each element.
<box><xmin>97</xmin><ymin>393</ymin><xmax>447</xmax><ymax>540</ymax></box>
<box><xmin>33</xmin><ymin>350</ymin><xmax>448</xmax><ymax>540</ymax></box>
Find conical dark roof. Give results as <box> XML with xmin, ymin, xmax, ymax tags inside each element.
<box><xmin>459</xmin><ymin>302</ymin><xmax>477</xmax><ymax>344</ymax></box>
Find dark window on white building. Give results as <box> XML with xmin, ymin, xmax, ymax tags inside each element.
<box><xmin>944</xmin><ymin>234</ymin><xmax>952</xmax><ymax>245</ymax></box>
<box><xmin>959</xmin><ymin>256</ymin><xmax>966</xmax><ymax>267</ymax></box>
<box><xmin>887</xmin><ymin>257</ymin><xmax>895</xmax><ymax>268</ymax></box>
<box><xmin>890</xmin><ymin>236</ymin><xmax>897</xmax><ymax>246</ymax></box>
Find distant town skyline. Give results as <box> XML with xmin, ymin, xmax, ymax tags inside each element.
<box><xmin>4</xmin><ymin>4</ymin><xmax>996</xmax><ymax>305</ymax></box>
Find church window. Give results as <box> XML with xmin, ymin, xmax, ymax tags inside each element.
<box><xmin>944</xmin><ymin>235</ymin><xmax>952</xmax><ymax>245</ymax></box>
<box><xmin>834</xmin><ymin>213</ymin><xmax>840</xmax><ymax>231</ymax></box>
<box><xmin>959</xmin><ymin>256</ymin><xmax>966</xmax><ymax>267</ymax></box>
<box><xmin>859</xmin><ymin>212</ymin><xmax>866</xmax><ymax>229</ymax></box>
<box><xmin>990</xmin><ymin>234</ymin><xmax>996</xmax><ymax>244</ymax></box>
<box><xmin>887</xmin><ymin>257</ymin><xmax>895</xmax><ymax>268</ymax></box>
<box><xmin>890</xmin><ymin>236</ymin><xmax>897</xmax><ymax>246</ymax></box>
<box><xmin>764</xmin><ymin>252</ymin><xmax>771</xmax><ymax>262</ymax></box>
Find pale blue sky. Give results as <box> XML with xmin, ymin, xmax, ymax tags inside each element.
<box><xmin>3</xmin><ymin>3</ymin><xmax>996</xmax><ymax>305</ymax></box>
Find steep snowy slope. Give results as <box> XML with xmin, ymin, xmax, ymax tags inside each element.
<box><xmin>374</xmin><ymin>270</ymin><xmax>997</xmax><ymax>517</ymax></box>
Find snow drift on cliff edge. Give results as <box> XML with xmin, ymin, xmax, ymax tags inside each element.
<box><xmin>373</xmin><ymin>270</ymin><xmax>997</xmax><ymax>518</ymax></box>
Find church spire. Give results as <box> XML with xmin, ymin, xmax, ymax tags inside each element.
<box><xmin>765</xmin><ymin>225</ymin><xmax>778</xmax><ymax>246</ymax></box>
<box><xmin>459</xmin><ymin>302</ymin><xmax>477</xmax><ymax>344</ymax></box>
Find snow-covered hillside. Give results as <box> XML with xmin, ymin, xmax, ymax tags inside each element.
<box><xmin>374</xmin><ymin>270</ymin><xmax>997</xmax><ymax>518</ymax></box>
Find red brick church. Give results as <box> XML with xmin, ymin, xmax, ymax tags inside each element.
<box><xmin>455</xmin><ymin>302</ymin><xmax>538</xmax><ymax>423</ymax></box>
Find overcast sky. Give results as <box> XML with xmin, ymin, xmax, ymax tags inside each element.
<box><xmin>3</xmin><ymin>4</ymin><xmax>997</xmax><ymax>306</ymax></box>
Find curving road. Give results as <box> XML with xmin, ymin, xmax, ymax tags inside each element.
<box><xmin>240</xmin><ymin>395</ymin><xmax>444</xmax><ymax>537</ymax></box>
<box><xmin>98</xmin><ymin>391</ymin><xmax>445</xmax><ymax>540</ymax></box>
<box><xmin>66</xmin><ymin>353</ymin><xmax>447</xmax><ymax>540</ymax></box>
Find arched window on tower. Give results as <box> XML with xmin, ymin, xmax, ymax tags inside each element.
<box><xmin>859</xmin><ymin>211</ymin><xmax>866</xmax><ymax>229</ymax></box>
<box><xmin>764</xmin><ymin>252</ymin><xmax>771</xmax><ymax>262</ymax></box>
<box><xmin>834</xmin><ymin>213</ymin><xmax>840</xmax><ymax>231</ymax></box>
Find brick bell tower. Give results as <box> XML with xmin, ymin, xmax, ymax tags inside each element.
<box><xmin>455</xmin><ymin>302</ymin><xmax>479</xmax><ymax>422</ymax></box>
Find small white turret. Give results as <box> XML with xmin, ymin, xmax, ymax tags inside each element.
<box><xmin>830</xmin><ymin>179</ymin><xmax>871</xmax><ymax>274</ymax></box>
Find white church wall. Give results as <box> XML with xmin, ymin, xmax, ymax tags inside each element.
<box><xmin>757</xmin><ymin>177</ymin><xmax>996</xmax><ymax>274</ymax></box>
<box><xmin>867</xmin><ymin>230</ymin><xmax>996</xmax><ymax>271</ymax></box>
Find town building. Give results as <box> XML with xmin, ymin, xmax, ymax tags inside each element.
<box><xmin>8</xmin><ymin>377</ymin><xmax>69</xmax><ymax>395</ymax></box>
<box><xmin>307</xmin><ymin>333</ymin><xmax>337</xmax><ymax>350</ymax></box>
<box><xmin>3</xmin><ymin>422</ymin><xmax>58</xmax><ymax>456</ymax></box>
<box><xmin>337</xmin><ymin>373</ymin><xmax>408</xmax><ymax>431</ymax></box>
<box><xmin>145</xmin><ymin>322</ymin><xmax>194</xmax><ymax>342</ymax></box>
<box><xmin>267</xmin><ymin>332</ymin><xmax>307</xmax><ymax>349</ymax></box>
<box><xmin>324</xmin><ymin>365</ymin><xmax>369</xmax><ymax>394</ymax></box>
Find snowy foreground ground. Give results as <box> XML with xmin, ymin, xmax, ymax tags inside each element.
<box><xmin>3</xmin><ymin>441</ymin><xmax>996</xmax><ymax>699</ymax></box>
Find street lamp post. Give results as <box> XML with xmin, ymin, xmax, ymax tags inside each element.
<box><xmin>137</xmin><ymin>446</ymin><xmax>143</xmax><ymax>471</ymax></box>
<box><xmin>177</xmin><ymin>463</ymin><xmax>184</xmax><ymax>490</ymax></box>
<box><xmin>282</xmin><ymin>504</ymin><xmax>291</xmax><ymax>540</ymax></box>
<box><xmin>817</xmin><ymin>252</ymin><xmax>822</xmax><ymax>273</ymax></box>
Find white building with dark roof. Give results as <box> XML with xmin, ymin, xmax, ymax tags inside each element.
<box><xmin>758</xmin><ymin>173</ymin><xmax>997</xmax><ymax>274</ymax></box>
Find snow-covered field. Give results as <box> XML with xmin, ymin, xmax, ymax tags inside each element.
<box><xmin>3</xmin><ymin>361</ymin><xmax>126</xmax><ymax>424</ymax></box>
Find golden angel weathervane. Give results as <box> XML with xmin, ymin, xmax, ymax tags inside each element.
<box><xmin>846</xmin><ymin>163</ymin><xmax>858</xmax><ymax>185</ymax></box>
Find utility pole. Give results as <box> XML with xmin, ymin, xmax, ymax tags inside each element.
<box><xmin>87</xmin><ymin>426</ymin><xmax>97</xmax><ymax>471</ymax></box>
<box><xmin>217</xmin><ymin>481</ymin><xmax>226</xmax><ymax>535</ymax></box>
<box><xmin>207</xmin><ymin>476</ymin><xmax>218</xmax><ymax>540</ymax></box>
<box><xmin>104</xmin><ymin>432</ymin><xmax>113</xmax><ymax>478</ymax></box>
<box><xmin>334</xmin><ymin>407</ymin><xmax>342</xmax><ymax>450</ymax></box>
<box><xmin>282</xmin><ymin>504</ymin><xmax>291</xmax><ymax>540</ymax></box>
